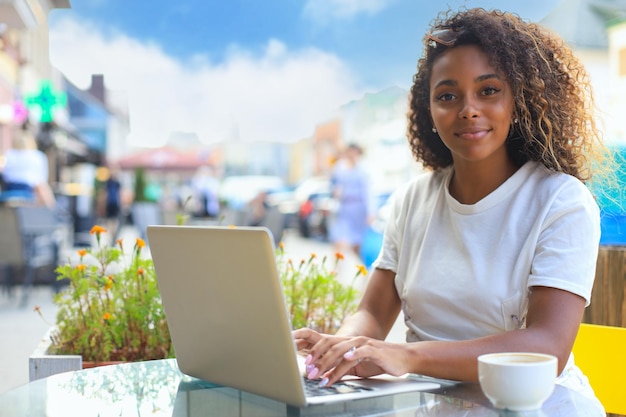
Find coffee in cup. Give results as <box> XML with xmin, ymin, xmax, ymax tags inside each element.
<box><xmin>477</xmin><ymin>352</ymin><xmax>557</xmax><ymax>411</ymax></box>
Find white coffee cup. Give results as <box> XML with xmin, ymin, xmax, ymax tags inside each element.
<box><xmin>477</xmin><ymin>352</ymin><xmax>557</xmax><ymax>411</ymax></box>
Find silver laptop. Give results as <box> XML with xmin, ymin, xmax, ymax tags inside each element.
<box><xmin>147</xmin><ymin>225</ymin><xmax>440</xmax><ymax>407</ymax></box>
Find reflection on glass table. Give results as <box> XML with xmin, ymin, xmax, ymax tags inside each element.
<box><xmin>0</xmin><ymin>359</ymin><xmax>602</xmax><ymax>417</ymax></box>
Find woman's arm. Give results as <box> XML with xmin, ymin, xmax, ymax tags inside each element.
<box><xmin>292</xmin><ymin>268</ymin><xmax>401</xmax><ymax>349</ymax></box>
<box><xmin>307</xmin><ymin>285</ymin><xmax>585</xmax><ymax>386</ymax></box>
<box><xmin>335</xmin><ymin>268</ymin><xmax>402</xmax><ymax>340</ymax></box>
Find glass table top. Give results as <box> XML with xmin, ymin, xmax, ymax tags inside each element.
<box><xmin>0</xmin><ymin>358</ymin><xmax>598</xmax><ymax>417</ymax></box>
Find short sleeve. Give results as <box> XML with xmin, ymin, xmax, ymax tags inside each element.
<box><xmin>528</xmin><ymin>181</ymin><xmax>601</xmax><ymax>305</ymax></box>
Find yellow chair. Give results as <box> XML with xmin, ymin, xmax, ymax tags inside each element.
<box><xmin>572</xmin><ymin>323</ymin><xmax>626</xmax><ymax>415</ymax></box>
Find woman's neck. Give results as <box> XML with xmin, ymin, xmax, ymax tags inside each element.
<box><xmin>449</xmin><ymin>158</ymin><xmax>519</xmax><ymax>205</ymax></box>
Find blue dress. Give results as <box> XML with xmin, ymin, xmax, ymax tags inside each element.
<box><xmin>329</xmin><ymin>162</ymin><xmax>372</xmax><ymax>246</ymax></box>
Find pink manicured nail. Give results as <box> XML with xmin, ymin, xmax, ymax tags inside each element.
<box><xmin>307</xmin><ymin>367</ymin><xmax>319</xmax><ymax>379</ymax></box>
<box><xmin>305</xmin><ymin>364</ymin><xmax>315</xmax><ymax>373</ymax></box>
<box><xmin>305</xmin><ymin>354</ymin><xmax>313</xmax><ymax>365</ymax></box>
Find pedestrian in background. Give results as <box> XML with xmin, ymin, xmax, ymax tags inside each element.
<box><xmin>0</xmin><ymin>128</ymin><xmax>55</xmax><ymax>208</ymax></box>
<box><xmin>328</xmin><ymin>143</ymin><xmax>374</xmax><ymax>259</ymax></box>
<box><xmin>191</xmin><ymin>166</ymin><xmax>220</xmax><ymax>218</ymax></box>
<box><xmin>103</xmin><ymin>168</ymin><xmax>122</xmax><ymax>239</ymax></box>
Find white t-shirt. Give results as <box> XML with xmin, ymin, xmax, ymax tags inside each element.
<box><xmin>374</xmin><ymin>161</ymin><xmax>600</xmax><ymax>343</ymax></box>
<box><xmin>3</xmin><ymin>149</ymin><xmax>49</xmax><ymax>187</ymax></box>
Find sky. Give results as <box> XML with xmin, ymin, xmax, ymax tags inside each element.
<box><xmin>48</xmin><ymin>0</ymin><xmax>563</xmax><ymax>148</ymax></box>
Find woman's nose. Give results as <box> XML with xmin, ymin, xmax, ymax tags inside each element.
<box><xmin>458</xmin><ymin>98</ymin><xmax>480</xmax><ymax>119</ymax></box>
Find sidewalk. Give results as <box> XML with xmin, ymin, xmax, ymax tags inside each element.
<box><xmin>0</xmin><ymin>226</ymin><xmax>404</xmax><ymax>395</ymax></box>
<box><xmin>0</xmin><ymin>286</ymin><xmax>58</xmax><ymax>395</ymax></box>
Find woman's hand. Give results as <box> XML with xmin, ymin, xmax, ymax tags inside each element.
<box><xmin>293</xmin><ymin>327</ymin><xmax>413</xmax><ymax>387</ymax></box>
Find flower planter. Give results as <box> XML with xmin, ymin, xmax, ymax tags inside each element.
<box><xmin>28</xmin><ymin>328</ymin><xmax>82</xmax><ymax>381</ymax></box>
<box><xmin>28</xmin><ymin>328</ymin><xmax>128</xmax><ymax>381</ymax></box>
<box><xmin>49</xmin><ymin>226</ymin><xmax>174</xmax><ymax>365</ymax></box>
<box><xmin>81</xmin><ymin>360</ymin><xmax>126</xmax><ymax>369</ymax></box>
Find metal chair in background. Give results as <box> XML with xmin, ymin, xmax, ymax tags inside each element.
<box><xmin>0</xmin><ymin>206</ymin><xmax>24</xmax><ymax>297</ymax></box>
<box><xmin>0</xmin><ymin>205</ymin><xmax>64</xmax><ymax>306</ymax></box>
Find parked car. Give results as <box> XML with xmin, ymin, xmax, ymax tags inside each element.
<box><xmin>265</xmin><ymin>186</ymin><xmax>298</xmax><ymax>229</ymax></box>
<box><xmin>293</xmin><ymin>177</ymin><xmax>331</xmax><ymax>205</ymax></box>
<box><xmin>292</xmin><ymin>177</ymin><xmax>332</xmax><ymax>239</ymax></box>
<box><xmin>297</xmin><ymin>191</ymin><xmax>335</xmax><ymax>240</ymax></box>
<box><xmin>298</xmin><ymin>187</ymin><xmax>393</xmax><ymax>248</ymax></box>
<box><xmin>218</xmin><ymin>175</ymin><xmax>285</xmax><ymax>210</ymax></box>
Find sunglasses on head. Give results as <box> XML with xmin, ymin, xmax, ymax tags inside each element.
<box><xmin>425</xmin><ymin>27</ymin><xmax>463</xmax><ymax>48</ymax></box>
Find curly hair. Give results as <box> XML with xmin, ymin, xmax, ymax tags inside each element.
<box><xmin>407</xmin><ymin>8</ymin><xmax>605</xmax><ymax>182</ymax></box>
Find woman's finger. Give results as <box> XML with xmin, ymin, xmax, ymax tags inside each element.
<box><xmin>292</xmin><ymin>328</ymin><xmax>322</xmax><ymax>347</ymax></box>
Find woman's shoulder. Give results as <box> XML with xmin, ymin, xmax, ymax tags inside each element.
<box><xmin>405</xmin><ymin>167</ymin><xmax>449</xmax><ymax>187</ymax></box>
<box><xmin>523</xmin><ymin>161</ymin><xmax>598</xmax><ymax>209</ymax></box>
<box><xmin>526</xmin><ymin>161</ymin><xmax>591</xmax><ymax>193</ymax></box>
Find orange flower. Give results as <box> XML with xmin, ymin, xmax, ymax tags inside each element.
<box><xmin>137</xmin><ymin>267</ymin><xmax>145</xmax><ymax>276</ymax></box>
<box><xmin>335</xmin><ymin>252</ymin><xmax>345</xmax><ymax>260</ymax></box>
<box><xmin>76</xmin><ymin>264</ymin><xmax>86</xmax><ymax>271</ymax></box>
<box><xmin>77</xmin><ymin>249</ymin><xmax>87</xmax><ymax>257</ymax></box>
<box><xmin>104</xmin><ymin>277</ymin><xmax>113</xmax><ymax>291</ymax></box>
<box><xmin>90</xmin><ymin>225</ymin><xmax>107</xmax><ymax>235</ymax></box>
<box><xmin>102</xmin><ymin>312</ymin><xmax>112</xmax><ymax>321</ymax></box>
<box><xmin>310</xmin><ymin>253</ymin><xmax>317</xmax><ymax>259</ymax></box>
<box><xmin>278</xmin><ymin>242</ymin><xmax>285</xmax><ymax>250</ymax></box>
<box><xmin>116</xmin><ymin>239</ymin><xmax>123</xmax><ymax>247</ymax></box>
<box><xmin>135</xmin><ymin>238</ymin><xmax>146</xmax><ymax>248</ymax></box>
<box><xmin>356</xmin><ymin>264</ymin><xmax>368</xmax><ymax>276</ymax></box>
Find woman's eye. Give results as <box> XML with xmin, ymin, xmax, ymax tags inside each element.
<box><xmin>482</xmin><ymin>86</ymin><xmax>501</xmax><ymax>96</ymax></box>
<box><xmin>436</xmin><ymin>92</ymin><xmax>455</xmax><ymax>102</ymax></box>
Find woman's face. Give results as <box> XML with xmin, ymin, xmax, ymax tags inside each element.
<box><xmin>429</xmin><ymin>44</ymin><xmax>514</xmax><ymax>168</ymax></box>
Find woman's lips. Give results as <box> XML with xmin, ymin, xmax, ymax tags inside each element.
<box><xmin>455</xmin><ymin>128</ymin><xmax>490</xmax><ymax>140</ymax></box>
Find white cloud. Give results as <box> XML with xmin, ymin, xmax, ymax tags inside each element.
<box><xmin>48</xmin><ymin>17</ymin><xmax>362</xmax><ymax>147</ymax></box>
<box><xmin>303</xmin><ymin>0</ymin><xmax>392</xmax><ymax>21</ymax></box>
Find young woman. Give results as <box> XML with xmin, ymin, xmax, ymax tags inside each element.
<box><xmin>1</xmin><ymin>129</ymin><xmax>56</xmax><ymax>208</ymax></box>
<box><xmin>294</xmin><ymin>8</ymin><xmax>608</xmax><ymax>414</ymax></box>
<box><xmin>328</xmin><ymin>143</ymin><xmax>374</xmax><ymax>258</ymax></box>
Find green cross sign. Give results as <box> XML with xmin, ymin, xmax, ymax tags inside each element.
<box><xmin>24</xmin><ymin>80</ymin><xmax>67</xmax><ymax>123</ymax></box>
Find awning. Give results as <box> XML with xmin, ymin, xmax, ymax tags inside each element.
<box><xmin>114</xmin><ymin>146</ymin><xmax>215</xmax><ymax>170</ymax></box>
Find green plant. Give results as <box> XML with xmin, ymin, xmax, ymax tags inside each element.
<box><xmin>276</xmin><ymin>242</ymin><xmax>367</xmax><ymax>334</ymax></box>
<box><xmin>38</xmin><ymin>222</ymin><xmax>366</xmax><ymax>362</ymax></box>
<box><xmin>46</xmin><ymin>225</ymin><xmax>173</xmax><ymax>362</ymax></box>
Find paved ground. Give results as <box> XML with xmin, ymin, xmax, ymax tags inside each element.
<box><xmin>0</xmin><ymin>286</ymin><xmax>58</xmax><ymax>395</ymax></box>
<box><xmin>0</xmin><ymin>226</ymin><xmax>405</xmax><ymax>396</ymax></box>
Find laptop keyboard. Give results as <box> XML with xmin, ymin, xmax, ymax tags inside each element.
<box><xmin>304</xmin><ymin>377</ymin><xmax>373</xmax><ymax>397</ymax></box>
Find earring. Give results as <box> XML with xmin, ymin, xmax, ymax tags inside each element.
<box><xmin>432</xmin><ymin>127</ymin><xmax>437</xmax><ymax>133</ymax></box>
<box><xmin>514</xmin><ymin>118</ymin><xmax>518</xmax><ymax>124</ymax></box>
